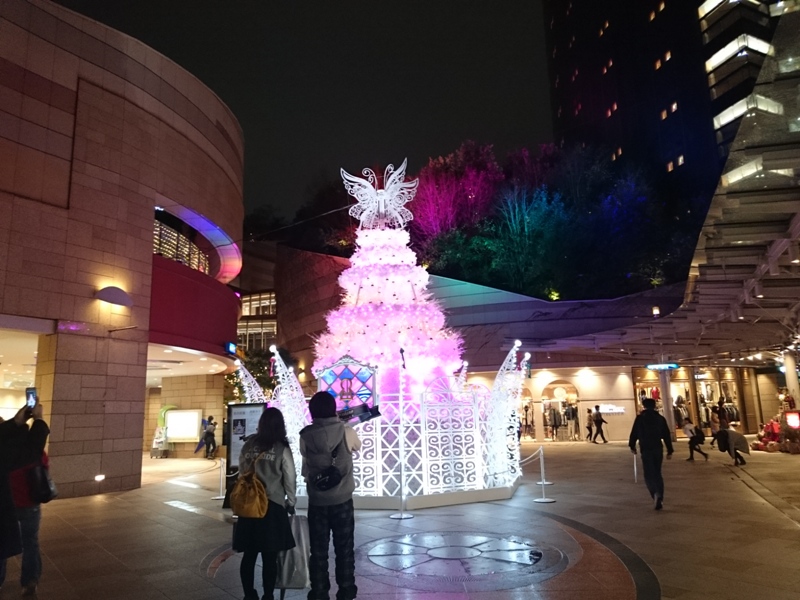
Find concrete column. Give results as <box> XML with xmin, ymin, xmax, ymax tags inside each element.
<box><xmin>659</xmin><ymin>370</ymin><xmax>677</xmax><ymax>440</ymax></box>
<box><xmin>687</xmin><ymin>367</ymin><xmax>700</xmax><ymax>425</ymax></box>
<box><xmin>784</xmin><ymin>351</ymin><xmax>800</xmax><ymax>405</ymax></box>
<box><xmin>40</xmin><ymin>330</ymin><xmax>148</xmax><ymax>497</ymax></box>
<box><xmin>160</xmin><ymin>374</ymin><xmax>226</xmax><ymax>457</ymax></box>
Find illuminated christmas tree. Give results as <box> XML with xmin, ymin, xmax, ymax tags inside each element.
<box><xmin>313</xmin><ymin>160</ymin><xmax>463</xmax><ymax>396</ymax></box>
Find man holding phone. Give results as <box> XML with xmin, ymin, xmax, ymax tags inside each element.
<box><xmin>0</xmin><ymin>394</ymin><xmax>50</xmax><ymax>595</ymax></box>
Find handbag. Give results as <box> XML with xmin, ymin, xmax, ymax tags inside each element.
<box><xmin>276</xmin><ymin>514</ymin><xmax>310</xmax><ymax>592</ymax></box>
<box><xmin>230</xmin><ymin>452</ymin><xmax>268</xmax><ymax>518</ymax></box>
<box><xmin>312</xmin><ymin>444</ymin><xmax>343</xmax><ymax>492</ymax></box>
<box><xmin>28</xmin><ymin>463</ymin><xmax>58</xmax><ymax>504</ymax></box>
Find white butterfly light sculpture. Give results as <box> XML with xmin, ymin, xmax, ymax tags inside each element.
<box><xmin>341</xmin><ymin>159</ymin><xmax>418</xmax><ymax>229</ymax></box>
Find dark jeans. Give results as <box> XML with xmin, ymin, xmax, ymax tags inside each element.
<box><xmin>308</xmin><ymin>499</ymin><xmax>356</xmax><ymax>600</ymax></box>
<box><xmin>240</xmin><ymin>549</ymin><xmax>277</xmax><ymax>600</ymax></box>
<box><xmin>0</xmin><ymin>506</ymin><xmax>42</xmax><ymax>588</ymax></box>
<box><xmin>688</xmin><ymin>438</ymin><xmax>707</xmax><ymax>459</ymax></box>
<box><xmin>205</xmin><ymin>434</ymin><xmax>217</xmax><ymax>458</ymax></box>
<box><xmin>593</xmin><ymin>424</ymin><xmax>607</xmax><ymax>442</ymax></box>
<box><xmin>640</xmin><ymin>451</ymin><xmax>665</xmax><ymax>501</ymax></box>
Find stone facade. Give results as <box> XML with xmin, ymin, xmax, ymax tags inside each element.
<box><xmin>0</xmin><ymin>0</ymin><xmax>243</xmax><ymax>495</ymax></box>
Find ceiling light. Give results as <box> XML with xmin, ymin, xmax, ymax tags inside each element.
<box><xmin>200</xmin><ymin>357</ymin><xmax>207</xmax><ymax>361</ymax></box>
<box><xmin>753</xmin><ymin>281</ymin><xmax>764</xmax><ymax>298</ymax></box>
<box><xmin>652</xmin><ymin>306</ymin><xmax>660</xmax><ymax>317</ymax></box>
<box><xmin>164</xmin><ymin>350</ymin><xmax>173</xmax><ymax>353</ymax></box>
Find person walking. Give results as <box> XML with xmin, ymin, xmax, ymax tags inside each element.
<box><xmin>716</xmin><ymin>428</ymin><xmax>750</xmax><ymax>466</ymax></box>
<box><xmin>0</xmin><ymin>401</ymin><xmax>50</xmax><ymax>595</ymax></box>
<box><xmin>204</xmin><ymin>415</ymin><xmax>218</xmax><ymax>459</ymax></box>
<box><xmin>585</xmin><ymin>408</ymin><xmax>593</xmax><ymax>441</ymax></box>
<box><xmin>709</xmin><ymin>406</ymin><xmax>721</xmax><ymax>448</ymax></box>
<box><xmin>592</xmin><ymin>405</ymin><xmax>608</xmax><ymax>443</ymax></box>
<box><xmin>300</xmin><ymin>391</ymin><xmax>362</xmax><ymax>600</ymax></box>
<box><xmin>629</xmin><ymin>397</ymin><xmax>673</xmax><ymax>510</ymax></box>
<box><xmin>682</xmin><ymin>417</ymin><xmax>708</xmax><ymax>461</ymax></box>
<box><xmin>233</xmin><ymin>408</ymin><xmax>296</xmax><ymax>600</ymax></box>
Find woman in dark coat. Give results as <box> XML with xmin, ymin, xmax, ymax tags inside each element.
<box><xmin>0</xmin><ymin>404</ymin><xmax>50</xmax><ymax>565</ymax></box>
<box><xmin>233</xmin><ymin>408</ymin><xmax>296</xmax><ymax>600</ymax></box>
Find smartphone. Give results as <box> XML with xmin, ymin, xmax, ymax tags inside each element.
<box><xmin>25</xmin><ymin>387</ymin><xmax>37</xmax><ymax>408</ymax></box>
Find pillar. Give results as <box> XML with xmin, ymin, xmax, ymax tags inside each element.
<box><xmin>659</xmin><ymin>369</ymin><xmax>677</xmax><ymax>440</ymax></box>
<box><xmin>687</xmin><ymin>367</ymin><xmax>700</xmax><ymax>425</ymax></box>
<box><xmin>39</xmin><ymin>330</ymin><xmax>148</xmax><ymax>497</ymax></box>
<box><xmin>784</xmin><ymin>351</ymin><xmax>800</xmax><ymax>405</ymax></box>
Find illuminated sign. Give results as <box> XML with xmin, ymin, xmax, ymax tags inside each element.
<box><xmin>599</xmin><ymin>403</ymin><xmax>626</xmax><ymax>414</ymax></box>
<box><xmin>646</xmin><ymin>363</ymin><xmax>679</xmax><ymax>371</ymax></box>
<box><xmin>787</xmin><ymin>412</ymin><xmax>800</xmax><ymax>429</ymax></box>
<box><xmin>225</xmin><ymin>342</ymin><xmax>237</xmax><ymax>355</ymax></box>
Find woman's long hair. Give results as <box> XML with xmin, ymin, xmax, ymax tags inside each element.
<box><xmin>253</xmin><ymin>407</ymin><xmax>289</xmax><ymax>450</ymax></box>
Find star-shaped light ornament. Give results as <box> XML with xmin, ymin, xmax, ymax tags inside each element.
<box><xmin>341</xmin><ymin>159</ymin><xmax>418</xmax><ymax>230</ymax></box>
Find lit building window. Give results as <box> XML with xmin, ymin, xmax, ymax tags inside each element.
<box><xmin>608</xmin><ymin>59</ymin><xmax>613</xmax><ymax>67</ymax></box>
<box><xmin>611</xmin><ymin>154</ymin><xmax>617</xmax><ymax>161</ymax></box>
<box><xmin>655</xmin><ymin>59</ymin><xmax>662</xmax><ymax>70</ymax></box>
<box><xmin>612</xmin><ymin>102</ymin><xmax>618</xmax><ymax>111</ymax></box>
<box><xmin>602</xmin><ymin>66</ymin><xmax>607</xmax><ymax>74</ymax></box>
<box><xmin>606</xmin><ymin>109</ymin><xmax>612</xmax><ymax>118</ymax></box>
<box><xmin>604</xmin><ymin>20</ymin><xmax>609</xmax><ymax>28</ymax></box>
<box><xmin>665</xmin><ymin>50</ymin><xmax>672</xmax><ymax>61</ymax></box>
<box><xmin>677</xmin><ymin>155</ymin><xmax>685</xmax><ymax>166</ymax></box>
<box><xmin>153</xmin><ymin>221</ymin><xmax>210</xmax><ymax>274</ymax></box>
<box><xmin>649</xmin><ymin>10</ymin><xmax>656</xmax><ymax>21</ymax></box>
<box><xmin>667</xmin><ymin>161</ymin><xmax>674</xmax><ymax>172</ymax></box>
<box><xmin>705</xmin><ymin>34</ymin><xmax>775</xmax><ymax>73</ymax></box>
<box><xmin>659</xmin><ymin>1</ymin><xmax>665</xmax><ymax>11</ymax></box>
<box><xmin>599</xmin><ymin>28</ymin><xmax>604</xmax><ymax>37</ymax></box>
<box><xmin>617</xmin><ymin>147</ymin><xmax>623</xmax><ymax>156</ymax></box>
<box><xmin>671</xmin><ymin>101</ymin><xmax>678</xmax><ymax>112</ymax></box>
<box><xmin>660</xmin><ymin>109</ymin><xmax>668</xmax><ymax>120</ymax></box>
<box><xmin>712</xmin><ymin>93</ymin><xmax>784</xmax><ymax>129</ymax></box>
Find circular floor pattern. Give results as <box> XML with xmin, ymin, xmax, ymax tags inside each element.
<box><xmin>356</xmin><ymin>531</ymin><xmax>568</xmax><ymax>593</ymax></box>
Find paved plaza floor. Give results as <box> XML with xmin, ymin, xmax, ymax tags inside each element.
<box><xmin>2</xmin><ymin>440</ymin><xmax>799</xmax><ymax>600</ymax></box>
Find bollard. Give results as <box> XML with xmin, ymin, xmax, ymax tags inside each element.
<box><xmin>211</xmin><ymin>458</ymin><xmax>226</xmax><ymax>500</ymax></box>
<box><xmin>533</xmin><ymin>445</ymin><xmax>555</xmax><ymax>503</ymax></box>
<box><xmin>535</xmin><ymin>446</ymin><xmax>553</xmax><ymax>486</ymax></box>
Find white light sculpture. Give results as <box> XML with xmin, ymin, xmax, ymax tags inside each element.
<box><xmin>341</xmin><ymin>159</ymin><xmax>418</xmax><ymax>230</ymax></box>
<box><xmin>308</xmin><ymin>160</ymin><xmax>524</xmax><ymax>506</ymax></box>
<box><xmin>269</xmin><ymin>346</ymin><xmax>307</xmax><ymax>495</ymax></box>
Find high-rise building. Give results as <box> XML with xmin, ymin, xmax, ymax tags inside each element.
<box><xmin>543</xmin><ymin>0</ymin><xmax>790</xmax><ymax>204</ymax></box>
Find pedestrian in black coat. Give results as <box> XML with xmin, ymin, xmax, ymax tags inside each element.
<box><xmin>629</xmin><ymin>398</ymin><xmax>673</xmax><ymax>510</ymax></box>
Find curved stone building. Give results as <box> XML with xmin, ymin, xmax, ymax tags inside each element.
<box><xmin>0</xmin><ymin>0</ymin><xmax>243</xmax><ymax>495</ymax></box>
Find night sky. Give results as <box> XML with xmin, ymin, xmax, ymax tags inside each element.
<box><xmin>53</xmin><ymin>0</ymin><xmax>553</xmax><ymax>219</ymax></box>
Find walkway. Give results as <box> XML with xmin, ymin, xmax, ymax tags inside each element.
<box><xmin>1</xmin><ymin>441</ymin><xmax>798</xmax><ymax>599</ymax></box>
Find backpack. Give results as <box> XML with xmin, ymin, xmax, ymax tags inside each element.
<box><xmin>230</xmin><ymin>452</ymin><xmax>268</xmax><ymax>518</ymax></box>
<box><xmin>694</xmin><ymin>426</ymin><xmax>705</xmax><ymax>444</ymax></box>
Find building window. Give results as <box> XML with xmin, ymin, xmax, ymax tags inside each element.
<box><xmin>153</xmin><ymin>221</ymin><xmax>210</xmax><ymax>275</ymax></box>
<box><xmin>608</xmin><ymin>59</ymin><xmax>613</xmax><ymax>67</ymax></box>
<box><xmin>617</xmin><ymin>147</ymin><xmax>623</xmax><ymax>156</ymax></box>
<box><xmin>612</xmin><ymin>102</ymin><xmax>618</xmax><ymax>111</ymax></box>
<box><xmin>660</xmin><ymin>109</ymin><xmax>668</xmax><ymax>120</ymax></box>
<box><xmin>241</xmin><ymin>292</ymin><xmax>277</xmax><ymax>317</ymax></box>
<box><xmin>606</xmin><ymin>109</ymin><xmax>612</xmax><ymax>118</ymax></box>
<box><xmin>664</xmin><ymin>50</ymin><xmax>672</xmax><ymax>61</ymax></box>
<box><xmin>655</xmin><ymin>59</ymin><xmax>662</xmax><ymax>70</ymax></box>
<box><xmin>667</xmin><ymin>161</ymin><xmax>674</xmax><ymax>172</ymax></box>
<box><xmin>659</xmin><ymin>1</ymin><xmax>665</xmax><ymax>11</ymax></box>
<box><xmin>649</xmin><ymin>10</ymin><xmax>656</xmax><ymax>21</ymax></box>
<box><xmin>677</xmin><ymin>155</ymin><xmax>685</xmax><ymax>166</ymax></box>
<box><xmin>237</xmin><ymin>320</ymin><xmax>278</xmax><ymax>351</ymax></box>
<box><xmin>671</xmin><ymin>101</ymin><xmax>678</xmax><ymax>112</ymax></box>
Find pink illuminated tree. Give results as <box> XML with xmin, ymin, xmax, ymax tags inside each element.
<box><xmin>313</xmin><ymin>160</ymin><xmax>463</xmax><ymax>396</ymax></box>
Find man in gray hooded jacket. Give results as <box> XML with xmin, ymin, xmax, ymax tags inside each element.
<box><xmin>300</xmin><ymin>391</ymin><xmax>362</xmax><ymax>600</ymax></box>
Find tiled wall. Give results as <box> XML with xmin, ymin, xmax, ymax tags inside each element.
<box><xmin>160</xmin><ymin>374</ymin><xmax>225</xmax><ymax>458</ymax></box>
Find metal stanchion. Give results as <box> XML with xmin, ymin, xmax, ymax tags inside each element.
<box><xmin>211</xmin><ymin>458</ymin><xmax>226</xmax><ymax>500</ymax></box>
<box><xmin>535</xmin><ymin>446</ymin><xmax>553</xmax><ymax>486</ymax></box>
<box><xmin>533</xmin><ymin>445</ymin><xmax>555</xmax><ymax>503</ymax></box>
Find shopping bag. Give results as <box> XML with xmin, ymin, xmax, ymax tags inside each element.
<box><xmin>276</xmin><ymin>514</ymin><xmax>310</xmax><ymax>590</ymax></box>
